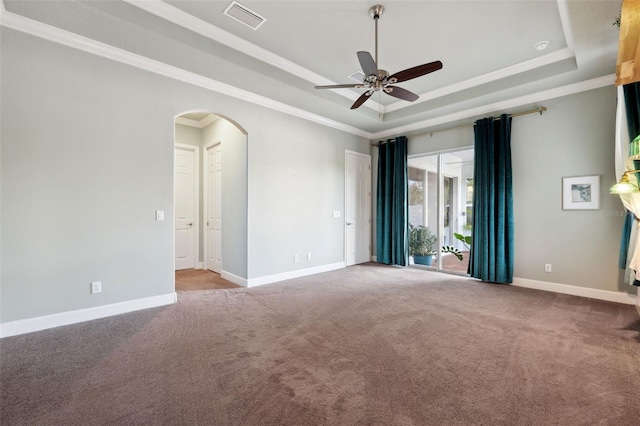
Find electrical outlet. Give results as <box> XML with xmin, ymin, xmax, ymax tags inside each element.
<box><xmin>544</xmin><ymin>264</ymin><xmax>552</xmax><ymax>273</ymax></box>
<box><xmin>294</xmin><ymin>255</ymin><xmax>299</xmax><ymax>262</ymax></box>
<box><xmin>91</xmin><ymin>281</ymin><xmax>102</xmax><ymax>294</ymax></box>
<box><xmin>307</xmin><ymin>253</ymin><xmax>312</xmax><ymax>261</ymax></box>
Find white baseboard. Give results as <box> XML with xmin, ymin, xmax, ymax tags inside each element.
<box><xmin>512</xmin><ymin>277</ymin><xmax>637</xmax><ymax>305</ymax></box>
<box><xmin>247</xmin><ymin>262</ymin><xmax>346</xmax><ymax>287</ymax></box>
<box><xmin>196</xmin><ymin>261</ymin><xmax>204</xmax><ymax>269</ymax></box>
<box><xmin>221</xmin><ymin>270</ymin><xmax>248</xmax><ymax>287</ymax></box>
<box><xmin>0</xmin><ymin>293</ymin><xmax>177</xmax><ymax>338</ymax></box>
<box><xmin>371</xmin><ymin>256</ymin><xmax>377</xmax><ymax>262</ymax></box>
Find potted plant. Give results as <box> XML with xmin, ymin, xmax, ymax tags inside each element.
<box><xmin>442</xmin><ymin>233</ymin><xmax>472</xmax><ymax>261</ymax></box>
<box><xmin>409</xmin><ymin>224</ymin><xmax>437</xmax><ymax>266</ymax></box>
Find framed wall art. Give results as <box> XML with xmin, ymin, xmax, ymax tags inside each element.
<box><xmin>562</xmin><ymin>175</ymin><xmax>600</xmax><ymax>210</ymax></box>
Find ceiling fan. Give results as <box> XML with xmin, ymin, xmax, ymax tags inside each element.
<box><xmin>314</xmin><ymin>5</ymin><xmax>443</xmax><ymax>110</ymax></box>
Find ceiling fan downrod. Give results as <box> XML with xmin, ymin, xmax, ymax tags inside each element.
<box><xmin>369</xmin><ymin>5</ymin><xmax>384</xmax><ymax>69</ymax></box>
<box><xmin>313</xmin><ymin>3</ymin><xmax>441</xmax><ymax>110</ymax></box>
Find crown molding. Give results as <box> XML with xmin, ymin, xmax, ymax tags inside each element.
<box><xmin>556</xmin><ymin>0</ymin><xmax>575</xmax><ymax>52</ymax></box>
<box><xmin>123</xmin><ymin>0</ymin><xmax>383</xmax><ymax>113</ymax></box>
<box><xmin>371</xmin><ymin>74</ymin><xmax>615</xmax><ymax>140</ymax></box>
<box><xmin>0</xmin><ymin>7</ymin><xmax>614</xmax><ymax>142</ymax></box>
<box><xmin>175</xmin><ymin>117</ymin><xmax>204</xmax><ymax>128</ymax></box>
<box><xmin>125</xmin><ymin>0</ymin><xmax>577</xmax><ymax>117</ymax></box>
<box><xmin>0</xmin><ymin>10</ymin><xmax>372</xmax><ymax>139</ymax></box>
<box><xmin>384</xmin><ymin>48</ymin><xmax>575</xmax><ymax>113</ymax></box>
<box><xmin>175</xmin><ymin>114</ymin><xmax>219</xmax><ymax>128</ymax></box>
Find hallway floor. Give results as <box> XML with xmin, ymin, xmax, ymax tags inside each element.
<box><xmin>175</xmin><ymin>269</ymin><xmax>241</xmax><ymax>291</ymax></box>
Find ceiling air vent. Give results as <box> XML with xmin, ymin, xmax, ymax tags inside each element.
<box><xmin>348</xmin><ymin>71</ymin><xmax>366</xmax><ymax>83</ymax></box>
<box><xmin>224</xmin><ymin>1</ymin><xmax>266</xmax><ymax>30</ymax></box>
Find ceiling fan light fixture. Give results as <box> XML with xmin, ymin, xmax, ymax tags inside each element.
<box><xmin>315</xmin><ymin>4</ymin><xmax>442</xmax><ymax>109</ymax></box>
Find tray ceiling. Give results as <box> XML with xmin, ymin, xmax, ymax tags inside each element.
<box><xmin>0</xmin><ymin>1</ymin><xmax>622</xmax><ymax>138</ymax></box>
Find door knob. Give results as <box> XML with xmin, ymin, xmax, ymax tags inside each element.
<box><xmin>346</xmin><ymin>222</ymin><xmax>354</xmax><ymax>226</ymax></box>
<box><xmin>187</xmin><ymin>222</ymin><xmax>193</xmax><ymax>226</ymax></box>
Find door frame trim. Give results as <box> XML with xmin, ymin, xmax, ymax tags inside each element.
<box><xmin>203</xmin><ymin>140</ymin><xmax>222</xmax><ymax>273</ymax></box>
<box><xmin>174</xmin><ymin>143</ymin><xmax>200</xmax><ymax>270</ymax></box>
<box><xmin>344</xmin><ymin>150</ymin><xmax>372</xmax><ymax>266</ymax></box>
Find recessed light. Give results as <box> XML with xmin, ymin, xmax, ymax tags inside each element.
<box><xmin>535</xmin><ymin>41</ymin><xmax>550</xmax><ymax>51</ymax></box>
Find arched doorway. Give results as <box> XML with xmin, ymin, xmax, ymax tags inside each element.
<box><xmin>173</xmin><ymin>111</ymin><xmax>248</xmax><ymax>288</ymax></box>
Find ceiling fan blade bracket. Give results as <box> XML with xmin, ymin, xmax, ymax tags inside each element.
<box><xmin>315</xmin><ymin>6</ymin><xmax>441</xmax><ymax>109</ymax></box>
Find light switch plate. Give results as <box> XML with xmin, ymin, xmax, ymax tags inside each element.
<box><xmin>156</xmin><ymin>210</ymin><xmax>165</xmax><ymax>221</ymax></box>
<box><xmin>333</xmin><ymin>211</ymin><xmax>341</xmax><ymax>218</ymax></box>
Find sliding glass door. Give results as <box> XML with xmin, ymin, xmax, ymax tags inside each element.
<box><xmin>408</xmin><ymin>148</ymin><xmax>474</xmax><ymax>274</ymax></box>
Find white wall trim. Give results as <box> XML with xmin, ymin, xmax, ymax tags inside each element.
<box><xmin>221</xmin><ymin>270</ymin><xmax>248</xmax><ymax>287</ymax></box>
<box><xmin>371</xmin><ymin>74</ymin><xmax>616</xmax><ymax>140</ymax></box>
<box><xmin>385</xmin><ymin>48</ymin><xmax>575</xmax><ymax>113</ymax></box>
<box><xmin>512</xmin><ymin>277</ymin><xmax>637</xmax><ymax>305</ymax></box>
<box><xmin>0</xmin><ymin>11</ymin><xmax>371</xmax><ymax>139</ymax></box>
<box><xmin>123</xmin><ymin>0</ymin><xmax>380</xmax><ymax>112</ymax></box>
<box><xmin>0</xmin><ymin>293</ymin><xmax>177</xmax><ymax>338</ymax></box>
<box><xmin>174</xmin><ymin>143</ymin><xmax>200</xmax><ymax>271</ymax></box>
<box><xmin>125</xmin><ymin>0</ymin><xmax>574</xmax><ymax>117</ymax></box>
<box><xmin>0</xmin><ymin>10</ymin><xmax>616</xmax><ymax>141</ymax></box>
<box><xmin>371</xmin><ymin>256</ymin><xmax>377</xmax><ymax>262</ymax></box>
<box><xmin>247</xmin><ymin>262</ymin><xmax>346</xmax><ymax>287</ymax></box>
<box><xmin>176</xmin><ymin>115</ymin><xmax>219</xmax><ymax>129</ymax></box>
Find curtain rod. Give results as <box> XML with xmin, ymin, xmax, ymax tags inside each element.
<box><xmin>371</xmin><ymin>106</ymin><xmax>547</xmax><ymax>146</ymax></box>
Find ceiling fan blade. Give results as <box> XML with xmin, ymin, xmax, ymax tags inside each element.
<box><xmin>385</xmin><ymin>86</ymin><xmax>419</xmax><ymax>102</ymax></box>
<box><xmin>350</xmin><ymin>91</ymin><xmax>373</xmax><ymax>109</ymax></box>
<box><xmin>315</xmin><ymin>84</ymin><xmax>364</xmax><ymax>89</ymax></box>
<box><xmin>357</xmin><ymin>51</ymin><xmax>378</xmax><ymax>80</ymax></box>
<box><xmin>389</xmin><ymin>61</ymin><xmax>443</xmax><ymax>83</ymax></box>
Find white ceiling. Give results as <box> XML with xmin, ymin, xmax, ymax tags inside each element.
<box><xmin>0</xmin><ymin>0</ymin><xmax>622</xmax><ymax>138</ymax></box>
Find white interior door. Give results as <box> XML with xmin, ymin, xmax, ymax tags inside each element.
<box><xmin>175</xmin><ymin>146</ymin><xmax>197</xmax><ymax>270</ymax></box>
<box><xmin>345</xmin><ymin>151</ymin><xmax>371</xmax><ymax>266</ymax></box>
<box><xmin>206</xmin><ymin>143</ymin><xmax>222</xmax><ymax>273</ymax></box>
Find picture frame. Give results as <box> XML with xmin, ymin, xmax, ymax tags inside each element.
<box><xmin>562</xmin><ymin>175</ymin><xmax>600</xmax><ymax>210</ymax></box>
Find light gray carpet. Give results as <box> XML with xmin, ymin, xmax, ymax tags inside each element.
<box><xmin>2</xmin><ymin>264</ymin><xmax>639</xmax><ymax>425</ymax></box>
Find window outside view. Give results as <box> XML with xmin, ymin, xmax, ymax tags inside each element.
<box><xmin>408</xmin><ymin>149</ymin><xmax>474</xmax><ymax>274</ymax></box>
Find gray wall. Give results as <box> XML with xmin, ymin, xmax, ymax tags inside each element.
<box><xmin>372</xmin><ymin>86</ymin><xmax>631</xmax><ymax>295</ymax></box>
<box><xmin>512</xmin><ymin>88</ymin><xmax>626</xmax><ymax>293</ymax></box>
<box><xmin>0</xmin><ymin>28</ymin><xmax>368</xmax><ymax>323</ymax></box>
<box><xmin>247</xmin><ymin>109</ymin><xmax>366</xmax><ymax>278</ymax></box>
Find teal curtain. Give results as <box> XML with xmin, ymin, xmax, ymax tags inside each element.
<box><xmin>469</xmin><ymin>114</ymin><xmax>514</xmax><ymax>283</ymax></box>
<box><xmin>376</xmin><ymin>137</ymin><xmax>408</xmax><ymax>266</ymax></box>
<box><xmin>622</xmin><ymin>82</ymin><xmax>640</xmax><ymax>286</ymax></box>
